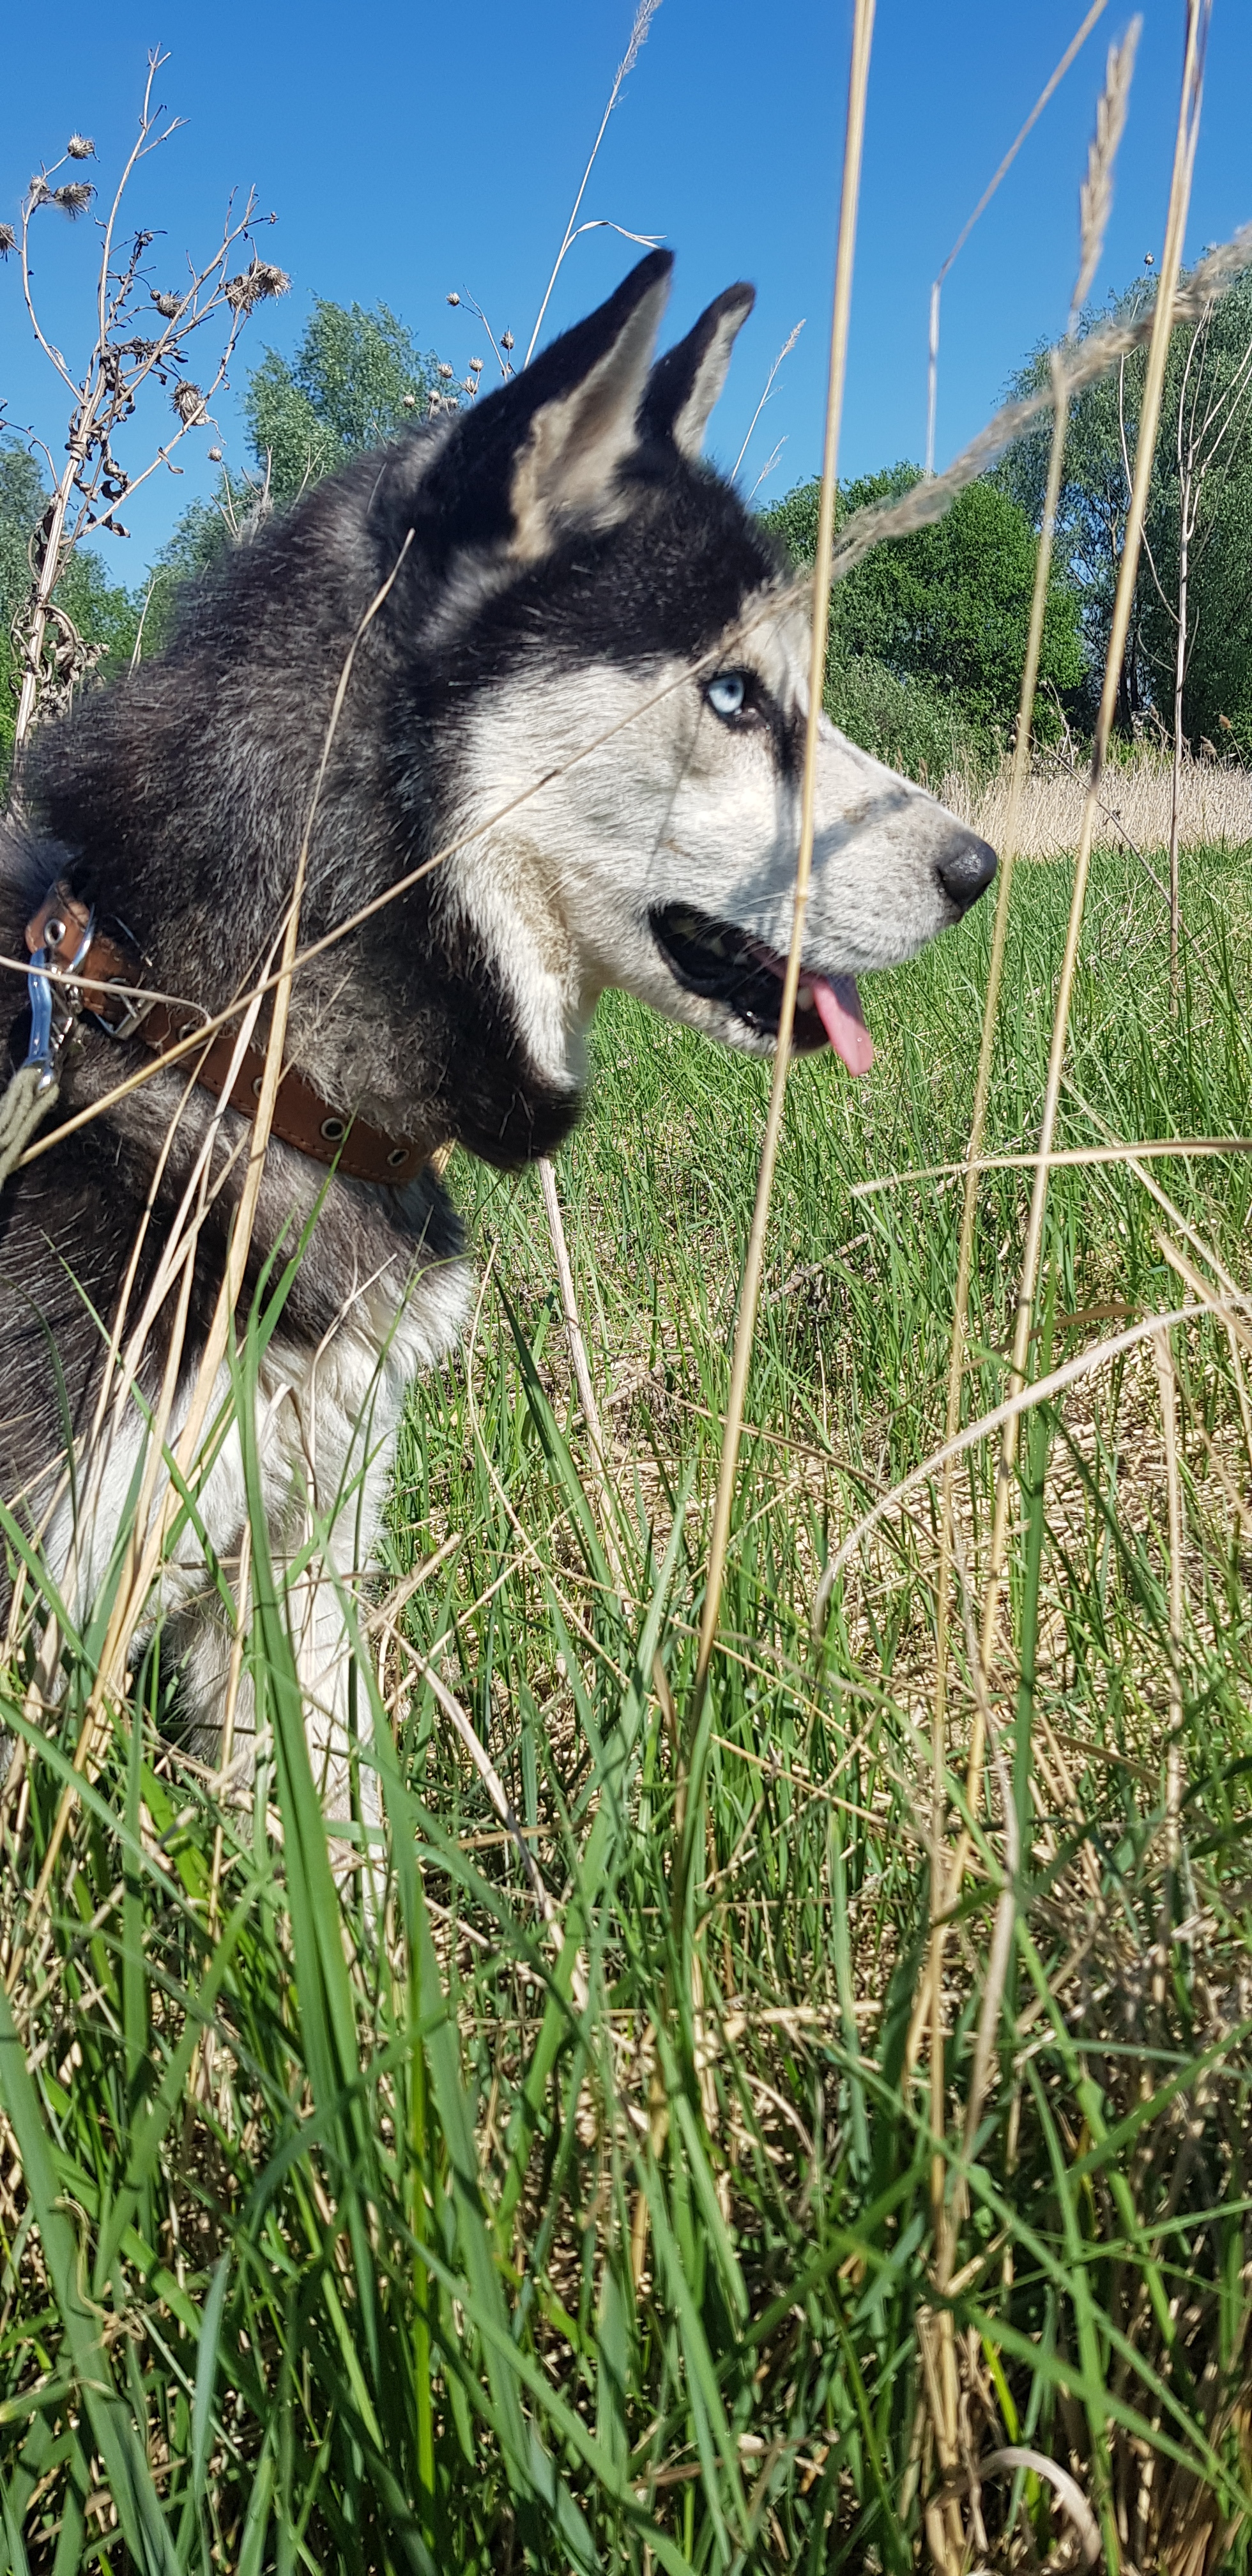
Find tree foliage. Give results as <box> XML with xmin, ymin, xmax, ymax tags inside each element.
<box><xmin>243</xmin><ymin>298</ymin><xmax>448</xmax><ymax>503</ymax></box>
<box><xmin>996</xmin><ymin>267</ymin><xmax>1252</xmax><ymax>752</ymax></box>
<box><xmin>763</xmin><ymin>466</ymin><xmax>1083</xmax><ymax>779</ymax></box>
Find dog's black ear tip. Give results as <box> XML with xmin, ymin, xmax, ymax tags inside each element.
<box><xmin>613</xmin><ymin>247</ymin><xmax>675</xmax><ymax>310</ymax></box>
<box><xmin>638</xmin><ymin>278</ymin><xmax>757</xmax><ymax>458</ymax></box>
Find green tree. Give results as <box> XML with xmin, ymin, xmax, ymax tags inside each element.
<box><xmin>996</xmin><ymin>266</ymin><xmax>1252</xmax><ymax>751</ymax></box>
<box><xmin>139</xmin><ymin>298</ymin><xmax>458</xmax><ymax>653</ymax></box>
<box><xmin>763</xmin><ymin>466</ymin><xmax>1083</xmax><ymax>778</ymax></box>
<box><xmin>243</xmin><ymin>298</ymin><xmax>449</xmax><ymax>503</ymax></box>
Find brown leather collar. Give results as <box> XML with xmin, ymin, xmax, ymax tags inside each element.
<box><xmin>25</xmin><ymin>881</ymin><xmax>434</xmax><ymax>1188</ymax></box>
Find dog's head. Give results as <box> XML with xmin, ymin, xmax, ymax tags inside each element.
<box><xmin>388</xmin><ymin>250</ymin><xmax>996</xmax><ymax>1092</ymax></box>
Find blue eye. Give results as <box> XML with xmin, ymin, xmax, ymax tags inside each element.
<box><xmin>706</xmin><ymin>672</ymin><xmax>747</xmax><ymax>719</ymax></box>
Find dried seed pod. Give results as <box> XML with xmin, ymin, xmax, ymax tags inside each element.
<box><xmin>53</xmin><ymin>183</ymin><xmax>96</xmax><ymax>218</ymax></box>
<box><xmin>500</xmin><ymin>330</ymin><xmax>514</xmax><ymax>351</ymax></box>
<box><xmin>208</xmin><ymin>446</ymin><xmax>223</xmax><ymax>461</ymax></box>
<box><xmin>28</xmin><ymin>176</ymin><xmax>52</xmax><ymax>208</ymax></box>
<box><xmin>446</xmin><ymin>291</ymin><xmax>460</xmax><ymax>305</ymax></box>
<box><xmin>0</xmin><ymin>226</ymin><xmax>14</xmax><ymax>259</ymax></box>
<box><xmin>436</xmin><ymin>362</ymin><xmax>454</xmax><ymax>379</ymax></box>
<box><xmin>151</xmin><ymin>290</ymin><xmax>181</xmax><ymax>319</ymax></box>
<box><xmin>172</xmin><ymin>381</ymin><xmax>208</xmax><ymax>425</ymax></box>
<box><xmin>470</xmin><ymin>356</ymin><xmax>483</xmax><ymax>371</ymax></box>
<box><xmin>66</xmin><ymin>134</ymin><xmax>96</xmax><ymax>160</ymax></box>
<box><xmin>224</xmin><ymin>259</ymin><xmax>291</xmax><ymax>312</ymax></box>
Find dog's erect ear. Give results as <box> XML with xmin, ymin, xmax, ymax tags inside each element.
<box><xmin>638</xmin><ymin>283</ymin><xmax>756</xmax><ymax>457</ymax></box>
<box><xmin>415</xmin><ymin>250</ymin><xmax>674</xmax><ymax>563</ymax></box>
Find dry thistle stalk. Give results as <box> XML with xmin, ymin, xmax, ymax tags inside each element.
<box><xmin>3</xmin><ymin>49</ymin><xmax>287</xmax><ymax>758</ymax></box>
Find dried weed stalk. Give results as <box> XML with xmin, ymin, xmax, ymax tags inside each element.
<box><xmin>5</xmin><ymin>47</ymin><xmax>286</xmax><ymax>756</ymax></box>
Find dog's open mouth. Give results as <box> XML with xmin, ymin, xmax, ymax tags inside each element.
<box><xmin>649</xmin><ymin>903</ymin><xmax>874</xmax><ymax>1072</ymax></box>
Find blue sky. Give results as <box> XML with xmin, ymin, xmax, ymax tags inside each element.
<box><xmin>2</xmin><ymin>0</ymin><xmax>1249</xmax><ymax>579</ymax></box>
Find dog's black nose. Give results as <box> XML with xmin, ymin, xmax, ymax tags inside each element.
<box><xmin>936</xmin><ymin>834</ymin><xmax>998</xmax><ymax>915</ymax></box>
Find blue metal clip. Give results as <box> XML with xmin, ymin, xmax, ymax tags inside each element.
<box><xmin>24</xmin><ymin>909</ymin><xmax>95</xmax><ymax>1095</ymax></box>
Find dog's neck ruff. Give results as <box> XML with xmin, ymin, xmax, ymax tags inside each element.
<box><xmin>24</xmin><ymin>882</ymin><xmax>435</xmax><ymax>1188</ymax></box>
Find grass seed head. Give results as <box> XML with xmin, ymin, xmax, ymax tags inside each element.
<box><xmin>1071</xmin><ymin>22</ymin><xmax>1142</xmax><ymax>331</ymax></box>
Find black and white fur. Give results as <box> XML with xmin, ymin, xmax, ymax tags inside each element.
<box><xmin>0</xmin><ymin>252</ymin><xmax>995</xmax><ymax>1808</ymax></box>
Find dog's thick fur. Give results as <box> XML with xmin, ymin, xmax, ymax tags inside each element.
<box><xmin>0</xmin><ymin>252</ymin><xmax>994</xmax><ymax>1805</ymax></box>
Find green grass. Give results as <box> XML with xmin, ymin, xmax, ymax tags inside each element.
<box><xmin>2</xmin><ymin>848</ymin><xmax>1252</xmax><ymax>2572</ymax></box>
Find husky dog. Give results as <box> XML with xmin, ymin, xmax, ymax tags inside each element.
<box><xmin>0</xmin><ymin>250</ymin><xmax>994</xmax><ymax>1807</ymax></box>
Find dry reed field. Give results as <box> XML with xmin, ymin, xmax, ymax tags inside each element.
<box><xmin>3</xmin><ymin>2</ymin><xmax>1252</xmax><ymax>2572</ymax></box>
<box><xmin>946</xmin><ymin>747</ymin><xmax>1252</xmax><ymax>861</ymax></box>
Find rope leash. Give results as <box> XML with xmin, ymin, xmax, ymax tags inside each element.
<box><xmin>0</xmin><ymin>1062</ymin><xmax>59</xmax><ymax>1195</ymax></box>
<box><xmin>0</xmin><ymin>917</ymin><xmax>81</xmax><ymax>1197</ymax></box>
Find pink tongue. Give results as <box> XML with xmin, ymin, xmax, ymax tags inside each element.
<box><xmin>810</xmin><ymin>974</ymin><xmax>875</xmax><ymax>1075</ymax></box>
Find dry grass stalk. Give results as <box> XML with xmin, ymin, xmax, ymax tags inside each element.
<box><xmin>625</xmin><ymin>0</ymin><xmax>880</xmax><ymax>2309</ymax></box>
<box><xmin>924</xmin><ymin>0</ymin><xmax>1108</xmax><ymax>475</ymax></box>
<box><xmin>523</xmin><ymin>0</ymin><xmax>664</xmax><ymax>369</ymax></box>
<box><xmin>915</xmin><ymin>45</ymin><xmax>1146</xmax><ymax>2327</ymax></box>
<box><xmin>731</xmin><ymin>319</ymin><xmax>805</xmax><ymax>483</ymax></box>
<box><xmin>853</xmin><ymin>1135</ymin><xmax>1252</xmax><ymax>1198</ymax></box>
<box><xmin>1150</xmin><ymin>1324</ymin><xmax>1184</xmax><ymax>1912</ymax></box>
<box><xmin>690</xmin><ymin>0</ymin><xmax>877</xmax><ymax>1733</ymax></box>
<box><xmin>921</xmin><ymin>345</ymin><xmax>1073</xmax><ymax>2090</ymax></box>
<box><xmin>973</xmin><ymin>0</ymin><xmax>1210</xmax><ymax>1710</ymax></box>
<box><xmin>837</xmin><ymin>211</ymin><xmax>1251</xmax><ymax>587</ymax></box>
<box><xmin>815</xmin><ymin>1294</ymin><xmax>1235</xmax><ymax>1611</ymax></box>
<box><xmin>910</xmin><ymin>61</ymin><xmax>1146</xmax><ymax>2491</ymax></box>
<box><xmin>537</xmin><ymin>1157</ymin><xmax>627</xmax><ymax>1601</ymax></box>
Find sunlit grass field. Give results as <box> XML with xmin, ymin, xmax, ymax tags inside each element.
<box><xmin>1</xmin><ymin>847</ymin><xmax>1251</xmax><ymax>2572</ymax></box>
